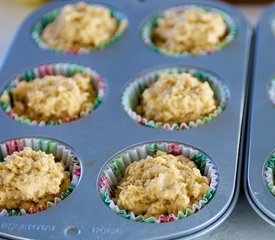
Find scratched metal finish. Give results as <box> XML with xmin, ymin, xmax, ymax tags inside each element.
<box><xmin>245</xmin><ymin>3</ymin><xmax>275</xmax><ymax>227</ymax></box>
<box><xmin>0</xmin><ymin>0</ymin><xmax>251</xmax><ymax>239</ymax></box>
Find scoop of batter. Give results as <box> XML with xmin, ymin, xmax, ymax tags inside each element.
<box><xmin>153</xmin><ymin>7</ymin><xmax>227</xmax><ymax>54</ymax></box>
<box><xmin>2</xmin><ymin>72</ymin><xmax>97</xmax><ymax>123</ymax></box>
<box><xmin>41</xmin><ymin>2</ymin><xmax>118</xmax><ymax>51</ymax></box>
<box><xmin>115</xmin><ymin>151</ymin><xmax>209</xmax><ymax>219</ymax></box>
<box><xmin>136</xmin><ymin>72</ymin><xmax>217</xmax><ymax>124</ymax></box>
<box><xmin>0</xmin><ymin>147</ymin><xmax>70</xmax><ymax>211</ymax></box>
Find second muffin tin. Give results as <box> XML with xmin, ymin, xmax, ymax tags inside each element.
<box><xmin>0</xmin><ymin>0</ymin><xmax>252</xmax><ymax>239</ymax></box>
<box><xmin>245</xmin><ymin>2</ymin><xmax>275</xmax><ymax>227</ymax></box>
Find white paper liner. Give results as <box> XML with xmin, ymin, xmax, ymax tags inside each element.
<box><xmin>0</xmin><ymin>138</ymin><xmax>81</xmax><ymax>216</ymax></box>
<box><xmin>99</xmin><ymin>142</ymin><xmax>218</xmax><ymax>223</ymax></box>
<box><xmin>0</xmin><ymin>63</ymin><xmax>105</xmax><ymax>126</ymax></box>
<box><xmin>268</xmin><ymin>78</ymin><xmax>275</xmax><ymax>105</ymax></box>
<box><xmin>264</xmin><ymin>152</ymin><xmax>275</xmax><ymax>195</ymax></box>
<box><xmin>122</xmin><ymin>67</ymin><xmax>229</xmax><ymax>131</ymax></box>
<box><xmin>32</xmin><ymin>4</ymin><xmax>128</xmax><ymax>54</ymax></box>
<box><xmin>141</xmin><ymin>5</ymin><xmax>237</xmax><ymax>57</ymax></box>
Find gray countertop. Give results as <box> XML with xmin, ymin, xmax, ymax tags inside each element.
<box><xmin>0</xmin><ymin>1</ymin><xmax>274</xmax><ymax>239</ymax></box>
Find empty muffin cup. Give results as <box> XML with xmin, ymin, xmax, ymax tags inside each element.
<box><xmin>141</xmin><ymin>5</ymin><xmax>237</xmax><ymax>57</ymax></box>
<box><xmin>0</xmin><ymin>137</ymin><xmax>81</xmax><ymax>216</ymax></box>
<box><xmin>98</xmin><ymin>141</ymin><xmax>218</xmax><ymax>223</ymax></box>
<box><xmin>122</xmin><ymin>67</ymin><xmax>229</xmax><ymax>131</ymax></box>
<box><xmin>32</xmin><ymin>2</ymin><xmax>128</xmax><ymax>54</ymax></box>
<box><xmin>0</xmin><ymin>63</ymin><xmax>106</xmax><ymax>126</ymax></box>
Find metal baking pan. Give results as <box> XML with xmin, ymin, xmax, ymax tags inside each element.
<box><xmin>245</xmin><ymin>2</ymin><xmax>275</xmax><ymax>227</ymax></box>
<box><xmin>0</xmin><ymin>0</ymin><xmax>252</xmax><ymax>239</ymax></box>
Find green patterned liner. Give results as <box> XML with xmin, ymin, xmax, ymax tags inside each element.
<box><xmin>122</xmin><ymin>67</ymin><xmax>229</xmax><ymax>131</ymax></box>
<box><xmin>32</xmin><ymin>4</ymin><xmax>128</xmax><ymax>54</ymax></box>
<box><xmin>141</xmin><ymin>5</ymin><xmax>237</xmax><ymax>57</ymax></box>
<box><xmin>99</xmin><ymin>142</ymin><xmax>218</xmax><ymax>223</ymax></box>
<box><xmin>0</xmin><ymin>137</ymin><xmax>81</xmax><ymax>217</ymax></box>
<box><xmin>0</xmin><ymin>63</ymin><xmax>106</xmax><ymax>126</ymax></box>
<box><xmin>264</xmin><ymin>152</ymin><xmax>275</xmax><ymax>195</ymax></box>
<box><xmin>268</xmin><ymin>77</ymin><xmax>275</xmax><ymax>105</ymax></box>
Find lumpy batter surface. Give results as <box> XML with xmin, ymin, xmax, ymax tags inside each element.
<box><xmin>41</xmin><ymin>2</ymin><xmax>119</xmax><ymax>51</ymax></box>
<box><xmin>1</xmin><ymin>72</ymin><xmax>97</xmax><ymax>123</ymax></box>
<box><xmin>0</xmin><ymin>147</ymin><xmax>70</xmax><ymax>211</ymax></box>
<box><xmin>136</xmin><ymin>72</ymin><xmax>217</xmax><ymax>124</ymax></box>
<box><xmin>152</xmin><ymin>7</ymin><xmax>227</xmax><ymax>54</ymax></box>
<box><xmin>114</xmin><ymin>151</ymin><xmax>210</xmax><ymax>219</ymax></box>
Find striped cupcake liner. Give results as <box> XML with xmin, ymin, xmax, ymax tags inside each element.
<box><xmin>122</xmin><ymin>67</ymin><xmax>229</xmax><ymax>131</ymax></box>
<box><xmin>98</xmin><ymin>141</ymin><xmax>218</xmax><ymax>223</ymax></box>
<box><xmin>0</xmin><ymin>137</ymin><xmax>81</xmax><ymax>217</ymax></box>
<box><xmin>32</xmin><ymin>4</ymin><xmax>128</xmax><ymax>54</ymax></box>
<box><xmin>264</xmin><ymin>151</ymin><xmax>275</xmax><ymax>195</ymax></box>
<box><xmin>0</xmin><ymin>63</ymin><xmax>106</xmax><ymax>126</ymax></box>
<box><xmin>141</xmin><ymin>5</ymin><xmax>237</xmax><ymax>57</ymax></box>
<box><xmin>268</xmin><ymin>77</ymin><xmax>275</xmax><ymax>105</ymax></box>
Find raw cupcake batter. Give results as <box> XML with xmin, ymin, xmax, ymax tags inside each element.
<box><xmin>152</xmin><ymin>7</ymin><xmax>227</xmax><ymax>54</ymax></box>
<box><xmin>1</xmin><ymin>72</ymin><xmax>97</xmax><ymax>123</ymax></box>
<box><xmin>0</xmin><ymin>147</ymin><xmax>70</xmax><ymax>211</ymax></box>
<box><xmin>114</xmin><ymin>151</ymin><xmax>210</xmax><ymax>219</ymax></box>
<box><xmin>41</xmin><ymin>2</ymin><xmax>119</xmax><ymax>51</ymax></box>
<box><xmin>136</xmin><ymin>72</ymin><xmax>217</xmax><ymax>124</ymax></box>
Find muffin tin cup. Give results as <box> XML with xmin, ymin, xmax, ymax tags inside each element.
<box><xmin>0</xmin><ymin>137</ymin><xmax>81</xmax><ymax>217</ymax></box>
<box><xmin>99</xmin><ymin>141</ymin><xmax>218</xmax><ymax>223</ymax></box>
<box><xmin>0</xmin><ymin>0</ymin><xmax>252</xmax><ymax>239</ymax></box>
<box><xmin>141</xmin><ymin>5</ymin><xmax>237</xmax><ymax>57</ymax></box>
<box><xmin>0</xmin><ymin>63</ymin><xmax>106</xmax><ymax>126</ymax></box>
<box><xmin>32</xmin><ymin>4</ymin><xmax>128</xmax><ymax>54</ymax></box>
<box><xmin>264</xmin><ymin>153</ymin><xmax>275</xmax><ymax>195</ymax></box>
<box><xmin>122</xmin><ymin>67</ymin><xmax>229</xmax><ymax>131</ymax></box>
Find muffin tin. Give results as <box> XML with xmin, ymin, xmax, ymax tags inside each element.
<box><xmin>0</xmin><ymin>0</ymin><xmax>252</xmax><ymax>239</ymax></box>
<box><xmin>245</xmin><ymin>2</ymin><xmax>275</xmax><ymax>227</ymax></box>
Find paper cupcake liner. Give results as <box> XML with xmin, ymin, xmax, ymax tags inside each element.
<box><xmin>268</xmin><ymin>77</ymin><xmax>275</xmax><ymax>105</ymax></box>
<box><xmin>32</xmin><ymin>4</ymin><xmax>128</xmax><ymax>54</ymax></box>
<box><xmin>0</xmin><ymin>63</ymin><xmax>106</xmax><ymax>126</ymax></box>
<box><xmin>122</xmin><ymin>67</ymin><xmax>229</xmax><ymax>131</ymax></box>
<box><xmin>98</xmin><ymin>142</ymin><xmax>218</xmax><ymax>223</ymax></box>
<box><xmin>0</xmin><ymin>137</ymin><xmax>81</xmax><ymax>216</ymax></box>
<box><xmin>141</xmin><ymin>5</ymin><xmax>237</xmax><ymax>57</ymax></box>
<box><xmin>264</xmin><ymin>152</ymin><xmax>275</xmax><ymax>195</ymax></box>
